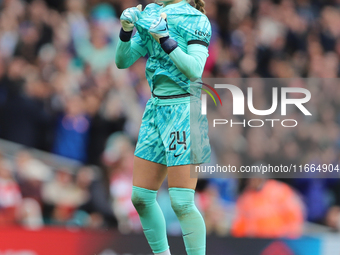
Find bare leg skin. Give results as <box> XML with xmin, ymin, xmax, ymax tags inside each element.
<box><xmin>133</xmin><ymin>156</ymin><xmax>168</xmax><ymax>190</ymax></box>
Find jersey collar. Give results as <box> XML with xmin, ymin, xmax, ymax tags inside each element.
<box><xmin>162</xmin><ymin>0</ymin><xmax>187</xmax><ymax>11</ymax></box>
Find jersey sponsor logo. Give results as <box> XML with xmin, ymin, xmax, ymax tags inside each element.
<box><xmin>195</xmin><ymin>30</ymin><xmax>210</xmax><ymax>38</ymax></box>
<box><xmin>174</xmin><ymin>153</ymin><xmax>184</xmax><ymax>158</ymax></box>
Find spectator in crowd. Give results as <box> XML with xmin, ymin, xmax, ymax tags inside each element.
<box><xmin>42</xmin><ymin>167</ymin><xmax>88</xmax><ymax>226</ymax></box>
<box><xmin>76</xmin><ymin>166</ymin><xmax>117</xmax><ymax>228</ymax></box>
<box><xmin>84</xmin><ymin>88</ymin><xmax>126</xmax><ymax>165</ymax></box>
<box><xmin>326</xmin><ymin>204</ymin><xmax>340</xmax><ymax>232</ymax></box>
<box><xmin>52</xmin><ymin>95</ymin><xmax>90</xmax><ymax>162</ymax></box>
<box><xmin>73</xmin><ymin>22</ymin><xmax>118</xmax><ymax>74</ymax></box>
<box><xmin>14</xmin><ymin>150</ymin><xmax>50</xmax><ymax>229</ymax></box>
<box><xmin>103</xmin><ymin>132</ymin><xmax>138</xmax><ymax>233</ymax></box>
<box><xmin>0</xmin><ymin>59</ymin><xmax>52</xmax><ymax>150</ymax></box>
<box><xmin>325</xmin><ymin>179</ymin><xmax>340</xmax><ymax>231</ymax></box>
<box><xmin>16</xmin><ymin>150</ymin><xmax>52</xmax><ymax>205</ymax></box>
<box><xmin>196</xmin><ymin>180</ymin><xmax>232</xmax><ymax>237</ymax></box>
<box><xmin>0</xmin><ymin>157</ymin><xmax>22</xmax><ymax>226</ymax></box>
<box><xmin>231</xmin><ymin>178</ymin><xmax>304</xmax><ymax>238</ymax></box>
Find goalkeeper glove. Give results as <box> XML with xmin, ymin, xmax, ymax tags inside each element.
<box><xmin>149</xmin><ymin>13</ymin><xmax>169</xmax><ymax>43</ymax></box>
<box><xmin>120</xmin><ymin>4</ymin><xmax>142</xmax><ymax>32</ymax></box>
<box><xmin>149</xmin><ymin>13</ymin><xmax>178</xmax><ymax>54</ymax></box>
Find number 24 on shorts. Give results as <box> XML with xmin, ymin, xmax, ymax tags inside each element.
<box><xmin>169</xmin><ymin>131</ymin><xmax>187</xmax><ymax>151</ymax></box>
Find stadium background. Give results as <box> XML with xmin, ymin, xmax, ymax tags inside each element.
<box><xmin>0</xmin><ymin>0</ymin><xmax>339</xmax><ymax>254</ymax></box>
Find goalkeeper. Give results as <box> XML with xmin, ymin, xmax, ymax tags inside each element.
<box><xmin>115</xmin><ymin>1</ymin><xmax>211</xmax><ymax>255</ymax></box>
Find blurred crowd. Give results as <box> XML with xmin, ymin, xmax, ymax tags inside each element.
<box><xmin>0</xmin><ymin>0</ymin><xmax>340</xmax><ymax>238</ymax></box>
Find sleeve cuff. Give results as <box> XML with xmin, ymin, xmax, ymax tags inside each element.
<box><xmin>160</xmin><ymin>38</ymin><xmax>178</xmax><ymax>54</ymax></box>
<box><xmin>119</xmin><ymin>28</ymin><xmax>133</xmax><ymax>42</ymax></box>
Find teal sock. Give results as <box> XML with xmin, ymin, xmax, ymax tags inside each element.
<box><xmin>169</xmin><ymin>188</ymin><xmax>206</xmax><ymax>255</ymax></box>
<box><xmin>131</xmin><ymin>186</ymin><xmax>169</xmax><ymax>254</ymax></box>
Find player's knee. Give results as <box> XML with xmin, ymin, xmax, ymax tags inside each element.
<box><xmin>171</xmin><ymin>199</ymin><xmax>194</xmax><ymax>219</ymax></box>
<box><xmin>131</xmin><ymin>186</ymin><xmax>157</xmax><ymax>214</ymax></box>
<box><xmin>131</xmin><ymin>190</ymin><xmax>146</xmax><ymax>213</ymax></box>
<box><xmin>131</xmin><ymin>191</ymin><xmax>141</xmax><ymax>209</ymax></box>
<box><xmin>169</xmin><ymin>189</ymin><xmax>195</xmax><ymax>219</ymax></box>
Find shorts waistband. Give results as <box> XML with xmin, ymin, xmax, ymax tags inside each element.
<box><xmin>151</xmin><ymin>92</ymin><xmax>192</xmax><ymax>105</ymax></box>
<box><xmin>152</xmin><ymin>92</ymin><xmax>191</xmax><ymax>99</ymax></box>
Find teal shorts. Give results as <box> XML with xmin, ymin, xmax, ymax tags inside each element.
<box><xmin>134</xmin><ymin>96</ymin><xmax>211</xmax><ymax>167</ymax></box>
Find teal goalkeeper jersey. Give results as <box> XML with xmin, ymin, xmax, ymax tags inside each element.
<box><xmin>131</xmin><ymin>0</ymin><xmax>212</xmax><ymax>97</ymax></box>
